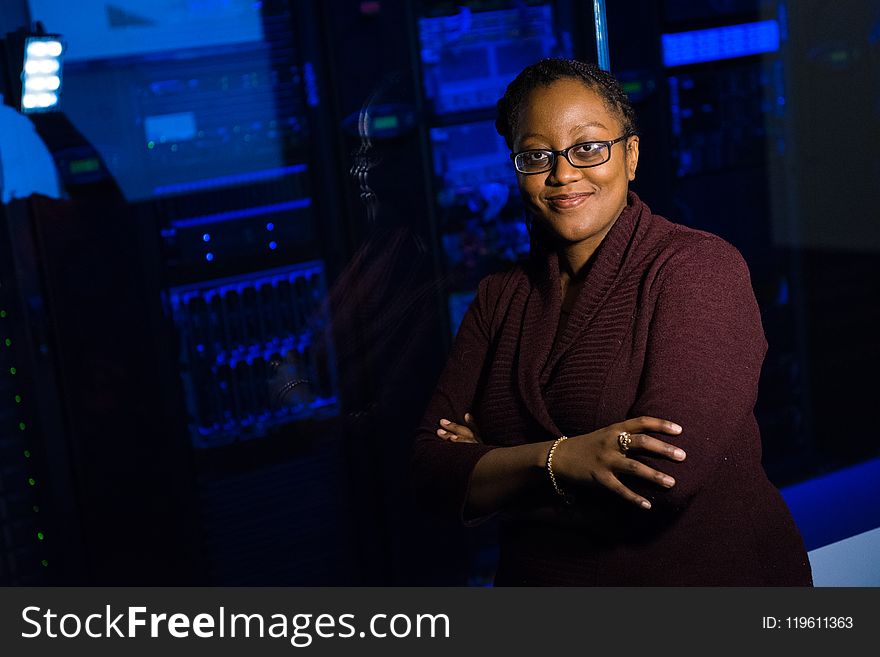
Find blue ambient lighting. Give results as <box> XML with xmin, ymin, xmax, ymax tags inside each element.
<box><xmin>662</xmin><ymin>20</ymin><xmax>780</xmax><ymax>67</ymax></box>
<box><xmin>782</xmin><ymin>457</ymin><xmax>880</xmax><ymax>551</ymax></box>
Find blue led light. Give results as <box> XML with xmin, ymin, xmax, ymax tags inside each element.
<box><xmin>171</xmin><ymin>198</ymin><xmax>312</xmax><ymax>230</ymax></box>
<box><xmin>776</xmin><ymin>278</ymin><xmax>789</xmax><ymax>305</ymax></box>
<box><xmin>206</xmin><ymin>253</ymin><xmax>214</xmax><ymax>261</ymax></box>
<box><xmin>22</xmin><ymin>37</ymin><xmax>64</xmax><ymax>113</ymax></box>
<box><xmin>266</xmin><ymin>223</ymin><xmax>274</xmax><ymax>231</ymax></box>
<box><xmin>303</xmin><ymin>61</ymin><xmax>319</xmax><ymax>107</ymax></box>
<box><xmin>153</xmin><ymin>164</ymin><xmax>307</xmax><ymax>196</ymax></box>
<box><xmin>662</xmin><ymin>20</ymin><xmax>780</xmax><ymax>67</ymax></box>
<box><xmin>269</xmin><ymin>241</ymin><xmax>278</xmax><ymax>250</ymax></box>
<box><xmin>203</xmin><ymin>233</ymin><xmax>211</xmax><ymax>242</ymax></box>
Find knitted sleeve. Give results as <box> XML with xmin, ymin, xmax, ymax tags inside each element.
<box><xmin>623</xmin><ymin>234</ymin><xmax>768</xmax><ymax>511</ymax></box>
<box><xmin>409</xmin><ymin>274</ymin><xmax>501</xmax><ymax>525</ymax></box>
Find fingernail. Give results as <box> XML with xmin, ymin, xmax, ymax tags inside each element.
<box><xmin>640</xmin><ymin>500</ymin><xmax>652</xmax><ymax>509</ymax></box>
<box><xmin>464</xmin><ymin>413</ymin><xmax>471</xmax><ymax>421</ymax></box>
<box><xmin>674</xmin><ymin>449</ymin><xmax>686</xmax><ymax>460</ymax></box>
<box><xmin>663</xmin><ymin>477</ymin><xmax>675</xmax><ymax>487</ymax></box>
<box><xmin>450</xmin><ymin>435</ymin><xmax>458</xmax><ymax>441</ymax></box>
<box><xmin>671</xmin><ymin>423</ymin><xmax>682</xmax><ymax>432</ymax></box>
<box><xmin>437</xmin><ymin>429</ymin><xmax>447</xmax><ymax>436</ymax></box>
<box><xmin>440</xmin><ymin>419</ymin><xmax>450</xmax><ymax>426</ymax></box>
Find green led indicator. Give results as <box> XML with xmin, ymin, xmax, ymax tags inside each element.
<box><xmin>23</xmin><ymin>450</ymin><xmax>30</xmax><ymax>458</ymax></box>
<box><xmin>4</xmin><ymin>338</ymin><xmax>10</xmax><ymax>346</ymax></box>
<box><xmin>622</xmin><ymin>81</ymin><xmax>644</xmax><ymax>95</ymax></box>
<box><xmin>147</xmin><ymin>141</ymin><xmax>155</xmax><ymax>149</ymax></box>
<box><xmin>28</xmin><ymin>477</ymin><xmax>35</xmax><ymax>486</ymax></box>
<box><xmin>373</xmin><ymin>115</ymin><xmax>399</xmax><ymax>130</ymax></box>
<box><xmin>14</xmin><ymin>394</ymin><xmax>21</xmax><ymax>403</ymax></box>
<box><xmin>41</xmin><ymin>560</ymin><xmax>48</xmax><ymax>567</ymax></box>
<box><xmin>9</xmin><ymin>366</ymin><xmax>16</xmax><ymax>375</ymax></box>
<box><xmin>69</xmin><ymin>158</ymin><xmax>100</xmax><ymax>175</ymax></box>
<box><xmin>37</xmin><ymin>532</ymin><xmax>44</xmax><ymax>540</ymax></box>
<box><xmin>19</xmin><ymin>421</ymin><xmax>26</xmax><ymax>431</ymax></box>
<box><xmin>0</xmin><ymin>310</ymin><xmax>6</xmax><ymax>318</ymax></box>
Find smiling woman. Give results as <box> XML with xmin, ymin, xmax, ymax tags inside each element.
<box><xmin>410</xmin><ymin>58</ymin><xmax>813</xmax><ymax>586</ymax></box>
<box><xmin>510</xmin><ymin>77</ymin><xmax>638</xmax><ymax>267</ymax></box>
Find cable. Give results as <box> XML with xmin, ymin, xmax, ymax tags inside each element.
<box><xmin>593</xmin><ymin>0</ymin><xmax>611</xmax><ymax>71</ymax></box>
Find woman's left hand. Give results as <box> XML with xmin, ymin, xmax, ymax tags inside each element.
<box><xmin>436</xmin><ymin>412</ymin><xmax>482</xmax><ymax>443</ymax></box>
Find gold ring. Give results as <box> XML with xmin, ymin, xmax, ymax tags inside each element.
<box><xmin>617</xmin><ymin>431</ymin><xmax>632</xmax><ymax>455</ymax></box>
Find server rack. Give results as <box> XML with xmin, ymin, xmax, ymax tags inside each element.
<box><xmin>1</xmin><ymin>0</ymin><xmax>361</xmax><ymax>585</ymax></box>
<box><xmin>640</xmin><ymin>1</ymin><xmax>817</xmax><ymax>482</ymax></box>
<box><xmin>132</xmin><ymin>1</ymin><xmax>358</xmax><ymax>584</ymax></box>
<box><xmin>403</xmin><ymin>0</ymin><xmax>600</xmax><ymax>584</ymax></box>
<box><xmin>412</xmin><ymin>0</ymin><xmax>594</xmax><ymax>337</ymax></box>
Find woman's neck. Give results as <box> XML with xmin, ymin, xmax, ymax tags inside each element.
<box><xmin>559</xmin><ymin>235</ymin><xmax>601</xmax><ymax>282</ymax></box>
<box><xmin>556</xmin><ymin>194</ymin><xmax>629</xmax><ymax>280</ymax></box>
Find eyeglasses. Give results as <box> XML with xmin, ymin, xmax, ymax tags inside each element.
<box><xmin>511</xmin><ymin>133</ymin><xmax>632</xmax><ymax>175</ymax></box>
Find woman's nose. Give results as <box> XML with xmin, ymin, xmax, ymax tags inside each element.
<box><xmin>547</xmin><ymin>153</ymin><xmax>582</xmax><ymax>184</ymax></box>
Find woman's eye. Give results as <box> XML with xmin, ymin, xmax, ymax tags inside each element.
<box><xmin>574</xmin><ymin>143</ymin><xmax>601</xmax><ymax>155</ymax></box>
<box><xmin>524</xmin><ymin>152</ymin><xmax>550</xmax><ymax>164</ymax></box>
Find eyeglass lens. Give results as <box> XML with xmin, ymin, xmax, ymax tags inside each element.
<box><xmin>516</xmin><ymin>142</ymin><xmax>610</xmax><ymax>173</ymax></box>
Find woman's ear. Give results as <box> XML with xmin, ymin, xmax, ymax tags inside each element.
<box><xmin>625</xmin><ymin>135</ymin><xmax>640</xmax><ymax>182</ymax></box>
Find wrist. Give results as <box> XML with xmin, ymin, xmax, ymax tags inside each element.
<box><xmin>533</xmin><ymin>440</ymin><xmax>555</xmax><ymax>471</ymax></box>
<box><xmin>546</xmin><ymin>436</ymin><xmax>575</xmax><ymax>505</ymax></box>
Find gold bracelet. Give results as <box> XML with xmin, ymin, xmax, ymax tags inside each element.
<box><xmin>546</xmin><ymin>435</ymin><xmax>574</xmax><ymax>505</ymax></box>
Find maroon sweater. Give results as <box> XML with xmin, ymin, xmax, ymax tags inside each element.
<box><xmin>410</xmin><ymin>191</ymin><xmax>812</xmax><ymax>586</ymax></box>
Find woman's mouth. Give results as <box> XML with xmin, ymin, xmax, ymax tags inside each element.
<box><xmin>546</xmin><ymin>193</ymin><xmax>593</xmax><ymax>210</ymax></box>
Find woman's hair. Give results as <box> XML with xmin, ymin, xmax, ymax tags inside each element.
<box><xmin>495</xmin><ymin>58</ymin><xmax>638</xmax><ymax>150</ymax></box>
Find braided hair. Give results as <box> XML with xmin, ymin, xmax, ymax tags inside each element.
<box><xmin>495</xmin><ymin>58</ymin><xmax>638</xmax><ymax>151</ymax></box>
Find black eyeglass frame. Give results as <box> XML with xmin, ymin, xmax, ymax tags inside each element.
<box><xmin>510</xmin><ymin>132</ymin><xmax>634</xmax><ymax>175</ymax></box>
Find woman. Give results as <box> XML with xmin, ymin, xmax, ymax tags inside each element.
<box><xmin>410</xmin><ymin>58</ymin><xmax>812</xmax><ymax>586</ymax></box>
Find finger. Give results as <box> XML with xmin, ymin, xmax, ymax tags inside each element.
<box><xmin>627</xmin><ymin>433</ymin><xmax>686</xmax><ymax>461</ymax></box>
<box><xmin>622</xmin><ymin>416</ymin><xmax>683</xmax><ymax>436</ymax></box>
<box><xmin>597</xmin><ymin>472</ymin><xmax>653</xmax><ymax>509</ymax></box>
<box><xmin>463</xmin><ymin>413</ymin><xmax>483</xmax><ymax>442</ymax></box>
<box><xmin>615</xmin><ymin>455</ymin><xmax>676</xmax><ymax>488</ymax></box>
<box><xmin>450</xmin><ymin>430</ymin><xmax>478</xmax><ymax>443</ymax></box>
<box><xmin>437</xmin><ymin>423</ymin><xmax>477</xmax><ymax>443</ymax></box>
<box><xmin>440</xmin><ymin>419</ymin><xmax>476</xmax><ymax>441</ymax></box>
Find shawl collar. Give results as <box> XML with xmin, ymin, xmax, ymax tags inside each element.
<box><xmin>514</xmin><ymin>191</ymin><xmax>649</xmax><ymax>438</ymax></box>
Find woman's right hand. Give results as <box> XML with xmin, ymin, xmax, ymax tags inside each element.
<box><xmin>552</xmin><ymin>416</ymin><xmax>686</xmax><ymax>509</ymax></box>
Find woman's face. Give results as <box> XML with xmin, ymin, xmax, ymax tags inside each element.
<box><xmin>514</xmin><ymin>78</ymin><xmax>639</xmax><ymax>251</ymax></box>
